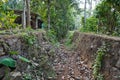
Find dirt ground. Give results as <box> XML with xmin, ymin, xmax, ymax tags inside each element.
<box><xmin>53</xmin><ymin>44</ymin><xmax>93</xmax><ymax>80</ymax></box>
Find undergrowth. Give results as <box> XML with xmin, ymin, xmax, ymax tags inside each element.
<box><xmin>22</xmin><ymin>32</ymin><xmax>37</xmax><ymax>46</ymax></box>
<box><xmin>21</xmin><ymin>30</ymin><xmax>57</xmax><ymax>80</ymax></box>
<box><xmin>46</xmin><ymin>30</ymin><xmax>60</xmax><ymax>47</ymax></box>
<box><xmin>64</xmin><ymin>31</ymin><xmax>74</xmax><ymax>49</ymax></box>
<box><xmin>93</xmin><ymin>42</ymin><xmax>109</xmax><ymax>80</ymax></box>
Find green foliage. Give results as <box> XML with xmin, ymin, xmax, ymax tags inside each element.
<box><xmin>94</xmin><ymin>0</ymin><xmax>120</xmax><ymax>36</ymax></box>
<box><xmin>23</xmin><ymin>73</ymin><xmax>32</xmax><ymax>80</ymax></box>
<box><xmin>30</xmin><ymin>0</ymin><xmax>79</xmax><ymax>40</ymax></box>
<box><xmin>80</xmin><ymin>0</ymin><xmax>120</xmax><ymax>36</ymax></box>
<box><xmin>18</xmin><ymin>55</ymin><xmax>30</xmax><ymax>63</ymax></box>
<box><xmin>46</xmin><ymin>30</ymin><xmax>61</xmax><ymax>48</ymax></box>
<box><xmin>46</xmin><ymin>29</ymin><xmax>57</xmax><ymax>44</ymax></box>
<box><xmin>51</xmin><ymin>0</ymin><xmax>78</xmax><ymax>40</ymax></box>
<box><xmin>0</xmin><ymin>58</ymin><xmax>16</xmax><ymax>68</ymax></box>
<box><xmin>95</xmin><ymin>1</ymin><xmax>114</xmax><ymax>34</ymax></box>
<box><xmin>9</xmin><ymin>51</ymin><xmax>18</xmax><ymax>55</ymax></box>
<box><xmin>97</xmin><ymin>74</ymin><xmax>104</xmax><ymax>80</ymax></box>
<box><xmin>6</xmin><ymin>0</ymin><xmax>24</xmax><ymax>10</ymax></box>
<box><xmin>64</xmin><ymin>31</ymin><xmax>74</xmax><ymax>47</ymax></box>
<box><xmin>80</xmin><ymin>16</ymin><xmax>98</xmax><ymax>32</ymax></box>
<box><xmin>22</xmin><ymin>32</ymin><xmax>36</xmax><ymax>46</ymax></box>
<box><xmin>93</xmin><ymin>43</ymin><xmax>108</xmax><ymax>80</ymax></box>
<box><xmin>105</xmin><ymin>0</ymin><xmax>120</xmax><ymax>11</ymax></box>
<box><xmin>0</xmin><ymin>1</ymin><xmax>19</xmax><ymax>29</ymax></box>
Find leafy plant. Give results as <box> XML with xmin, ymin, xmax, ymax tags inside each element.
<box><xmin>0</xmin><ymin>55</ymin><xmax>30</xmax><ymax>68</ymax></box>
<box><xmin>0</xmin><ymin>1</ymin><xmax>19</xmax><ymax>29</ymax></box>
<box><xmin>46</xmin><ymin>29</ymin><xmax>58</xmax><ymax>45</ymax></box>
<box><xmin>18</xmin><ymin>55</ymin><xmax>30</xmax><ymax>63</ymax></box>
<box><xmin>9</xmin><ymin>51</ymin><xmax>19</xmax><ymax>55</ymax></box>
<box><xmin>80</xmin><ymin>16</ymin><xmax>98</xmax><ymax>33</ymax></box>
<box><xmin>23</xmin><ymin>73</ymin><xmax>32</xmax><ymax>80</ymax></box>
<box><xmin>22</xmin><ymin>32</ymin><xmax>36</xmax><ymax>46</ymax></box>
<box><xmin>0</xmin><ymin>58</ymin><xmax>16</xmax><ymax>68</ymax></box>
<box><xmin>93</xmin><ymin>43</ymin><xmax>107</xmax><ymax>80</ymax></box>
<box><xmin>97</xmin><ymin>74</ymin><xmax>104</xmax><ymax>80</ymax></box>
<box><xmin>64</xmin><ymin>31</ymin><xmax>74</xmax><ymax>48</ymax></box>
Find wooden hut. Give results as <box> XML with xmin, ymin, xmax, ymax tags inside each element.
<box><xmin>14</xmin><ymin>10</ymin><xmax>43</xmax><ymax>29</ymax></box>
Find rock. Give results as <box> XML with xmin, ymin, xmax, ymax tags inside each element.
<box><xmin>2</xmin><ymin>42</ymin><xmax>10</xmax><ymax>52</ymax></box>
<box><xmin>116</xmin><ymin>58</ymin><xmax>120</xmax><ymax>68</ymax></box>
<box><xmin>10</xmin><ymin>72</ymin><xmax>21</xmax><ymax>77</ymax></box>
<box><xmin>118</xmin><ymin>50</ymin><xmax>120</xmax><ymax>55</ymax></box>
<box><xmin>70</xmin><ymin>78</ymin><xmax>75</xmax><ymax>80</ymax></box>
<box><xmin>0</xmin><ymin>52</ymin><xmax>5</xmax><ymax>56</ymax></box>
<box><xmin>74</xmin><ymin>76</ymin><xmax>82</xmax><ymax>80</ymax></box>
<box><xmin>83</xmin><ymin>77</ymin><xmax>89</xmax><ymax>80</ymax></box>
<box><xmin>47</xmin><ymin>77</ymin><xmax>57</xmax><ymax>80</ymax></box>
<box><xmin>0</xmin><ymin>47</ymin><xmax>5</xmax><ymax>56</ymax></box>
<box><xmin>31</xmin><ymin>60</ymin><xmax>39</xmax><ymax>67</ymax></box>
<box><xmin>0</xmin><ymin>66</ymin><xmax>11</xmax><ymax>75</ymax></box>
<box><xmin>0</xmin><ymin>66</ymin><xmax>11</xmax><ymax>80</ymax></box>
<box><xmin>7</xmin><ymin>39</ymin><xmax>16</xmax><ymax>46</ymax></box>
<box><xmin>109</xmin><ymin>67</ymin><xmax>120</xmax><ymax>80</ymax></box>
<box><xmin>67</xmin><ymin>75</ymin><xmax>71</xmax><ymax>78</ymax></box>
<box><xmin>62</xmin><ymin>76</ymin><xmax>65</xmax><ymax>79</ymax></box>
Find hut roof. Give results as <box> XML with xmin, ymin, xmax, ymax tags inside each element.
<box><xmin>9</xmin><ymin>9</ymin><xmax>40</xmax><ymax>18</ymax></box>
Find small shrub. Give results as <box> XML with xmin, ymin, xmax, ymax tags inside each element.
<box><xmin>80</xmin><ymin>16</ymin><xmax>98</xmax><ymax>33</ymax></box>
<box><xmin>64</xmin><ymin>31</ymin><xmax>74</xmax><ymax>48</ymax></box>
<box><xmin>46</xmin><ymin>29</ymin><xmax>59</xmax><ymax>46</ymax></box>
<box><xmin>22</xmin><ymin>32</ymin><xmax>36</xmax><ymax>46</ymax></box>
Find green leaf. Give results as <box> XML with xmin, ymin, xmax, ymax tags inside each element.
<box><xmin>0</xmin><ymin>58</ymin><xmax>16</xmax><ymax>68</ymax></box>
<box><xmin>9</xmin><ymin>51</ymin><xmax>19</xmax><ymax>55</ymax></box>
<box><xmin>18</xmin><ymin>55</ymin><xmax>30</xmax><ymax>63</ymax></box>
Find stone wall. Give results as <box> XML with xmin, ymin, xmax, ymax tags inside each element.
<box><xmin>0</xmin><ymin>31</ymin><xmax>55</xmax><ymax>80</ymax></box>
<box><xmin>72</xmin><ymin>31</ymin><xmax>120</xmax><ymax>80</ymax></box>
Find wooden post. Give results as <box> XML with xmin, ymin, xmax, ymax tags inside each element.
<box><xmin>36</xmin><ymin>16</ymin><xmax>38</xmax><ymax>29</ymax></box>
<box><xmin>47</xmin><ymin>0</ymin><xmax>50</xmax><ymax>29</ymax></box>
<box><xmin>84</xmin><ymin>0</ymin><xmax>87</xmax><ymax>28</ymax></box>
<box><xmin>26</xmin><ymin>0</ymin><xmax>31</xmax><ymax>27</ymax></box>
<box><xmin>22</xmin><ymin>0</ymin><xmax>26</xmax><ymax>28</ymax></box>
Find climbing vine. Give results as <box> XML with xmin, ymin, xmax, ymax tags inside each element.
<box><xmin>93</xmin><ymin>42</ymin><xmax>109</xmax><ymax>80</ymax></box>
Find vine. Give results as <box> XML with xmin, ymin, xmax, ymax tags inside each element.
<box><xmin>93</xmin><ymin>42</ymin><xmax>109</xmax><ymax>80</ymax></box>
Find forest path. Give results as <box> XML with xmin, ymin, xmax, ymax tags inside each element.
<box><xmin>53</xmin><ymin>44</ymin><xmax>93</xmax><ymax>80</ymax></box>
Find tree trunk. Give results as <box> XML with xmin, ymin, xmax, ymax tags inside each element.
<box><xmin>47</xmin><ymin>0</ymin><xmax>50</xmax><ymax>29</ymax></box>
<box><xmin>89</xmin><ymin>0</ymin><xmax>92</xmax><ymax>16</ymax></box>
<box><xmin>22</xmin><ymin>0</ymin><xmax>26</xmax><ymax>28</ymax></box>
<box><xmin>84</xmin><ymin>0</ymin><xmax>87</xmax><ymax>28</ymax></box>
<box><xmin>95</xmin><ymin>0</ymin><xmax>99</xmax><ymax>5</ymax></box>
<box><xmin>26</xmin><ymin>0</ymin><xmax>31</xmax><ymax>27</ymax></box>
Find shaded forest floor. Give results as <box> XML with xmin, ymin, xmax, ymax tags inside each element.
<box><xmin>53</xmin><ymin>43</ymin><xmax>93</xmax><ymax>80</ymax></box>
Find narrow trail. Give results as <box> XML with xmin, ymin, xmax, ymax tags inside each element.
<box><xmin>53</xmin><ymin>44</ymin><xmax>93</xmax><ymax>80</ymax></box>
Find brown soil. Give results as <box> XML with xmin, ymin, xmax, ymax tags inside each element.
<box><xmin>53</xmin><ymin>44</ymin><xmax>93</xmax><ymax>80</ymax></box>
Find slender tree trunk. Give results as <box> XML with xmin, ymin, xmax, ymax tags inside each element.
<box><xmin>26</xmin><ymin>0</ymin><xmax>31</xmax><ymax>27</ymax></box>
<box><xmin>47</xmin><ymin>0</ymin><xmax>50</xmax><ymax>29</ymax></box>
<box><xmin>95</xmin><ymin>0</ymin><xmax>99</xmax><ymax>5</ymax></box>
<box><xmin>89</xmin><ymin>0</ymin><xmax>92</xmax><ymax>16</ymax></box>
<box><xmin>84</xmin><ymin>0</ymin><xmax>87</xmax><ymax>28</ymax></box>
<box><xmin>23</xmin><ymin>0</ymin><xmax>26</xmax><ymax>28</ymax></box>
